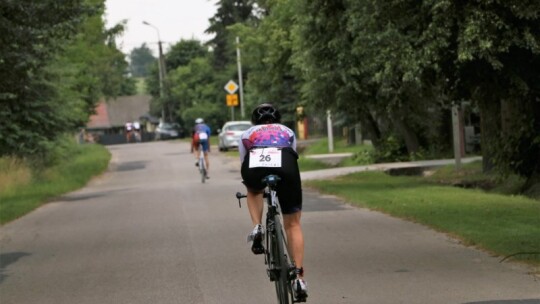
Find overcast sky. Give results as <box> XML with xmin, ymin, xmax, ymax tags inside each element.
<box><xmin>105</xmin><ymin>0</ymin><xmax>218</xmax><ymax>55</ymax></box>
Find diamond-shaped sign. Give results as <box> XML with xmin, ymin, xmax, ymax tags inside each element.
<box><xmin>224</xmin><ymin>80</ymin><xmax>239</xmax><ymax>94</ymax></box>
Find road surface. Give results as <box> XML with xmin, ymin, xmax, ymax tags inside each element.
<box><xmin>1</xmin><ymin>141</ymin><xmax>538</xmax><ymax>303</ymax></box>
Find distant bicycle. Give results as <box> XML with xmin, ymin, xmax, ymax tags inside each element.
<box><xmin>236</xmin><ymin>175</ymin><xmax>302</xmax><ymax>303</ymax></box>
<box><xmin>197</xmin><ymin>142</ymin><xmax>208</xmax><ymax>183</ymax></box>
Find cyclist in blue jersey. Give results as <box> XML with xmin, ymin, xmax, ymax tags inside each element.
<box><xmin>192</xmin><ymin>118</ymin><xmax>211</xmax><ymax>177</ymax></box>
<box><xmin>239</xmin><ymin>104</ymin><xmax>308</xmax><ymax>300</ymax></box>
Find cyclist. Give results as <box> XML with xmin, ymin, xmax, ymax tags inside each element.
<box><xmin>133</xmin><ymin>121</ymin><xmax>142</xmax><ymax>142</ymax></box>
<box><xmin>238</xmin><ymin>103</ymin><xmax>307</xmax><ymax>300</ymax></box>
<box><xmin>125</xmin><ymin>121</ymin><xmax>133</xmax><ymax>142</ymax></box>
<box><xmin>192</xmin><ymin>118</ymin><xmax>211</xmax><ymax>177</ymax></box>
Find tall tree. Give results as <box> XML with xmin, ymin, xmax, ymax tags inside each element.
<box><xmin>228</xmin><ymin>0</ymin><xmax>301</xmax><ymax>121</ymax></box>
<box><xmin>129</xmin><ymin>43</ymin><xmax>155</xmax><ymax>77</ymax></box>
<box><xmin>205</xmin><ymin>0</ymin><xmax>257</xmax><ymax>69</ymax></box>
<box><xmin>0</xmin><ymin>0</ymin><xmax>135</xmax><ymax>158</ymax></box>
<box><xmin>145</xmin><ymin>39</ymin><xmax>210</xmax><ymax>121</ymax></box>
<box><xmin>447</xmin><ymin>0</ymin><xmax>540</xmax><ymax>186</ymax></box>
<box><xmin>0</xmin><ymin>0</ymin><xmax>92</xmax><ymax>157</ymax></box>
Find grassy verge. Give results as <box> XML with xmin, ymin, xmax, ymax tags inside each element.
<box><xmin>225</xmin><ymin>137</ymin><xmax>373</xmax><ymax>170</ymax></box>
<box><xmin>302</xmin><ymin>137</ymin><xmax>374</xmax><ymax>155</ymax></box>
<box><xmin>305</xmin><ymin>171</ymin><xmax>540</xmax><ymax>267</ymax></box>
<box><xmin>0</xmin><ymin>144</ymin><xmax>111</xmax><ymax>225</ymax></box>
<box><xmin>134</xmin><ymin>77</ymin><xmax>146</xmax><ymax>94</ymax></box>
<box><xmin>219</xmin><ymin>149</ymin><xmax>333</xmax><ymax>171</ymax></box>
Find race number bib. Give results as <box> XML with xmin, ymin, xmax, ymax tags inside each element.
<box><xmin>249</xmin><ymin>148</ymin><xmax>282</xmax><ymax>168</ymax></box>
<box><xmin>198</xmin><ymin>132</ymin><xmax>208</xmax><ymax>140</ymax></box>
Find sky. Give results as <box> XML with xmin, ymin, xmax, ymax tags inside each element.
<box><xmin>104</xmin><ymin>0</ymin><xmax>218</xmax><ymax>55</ymax></box>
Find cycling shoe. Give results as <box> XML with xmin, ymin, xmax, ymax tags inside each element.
<box><xmin>247</xmin><ymin>224</ymin><xmax>264</xmax><ymax>255</ymax></box>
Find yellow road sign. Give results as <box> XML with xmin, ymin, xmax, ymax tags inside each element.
<box><xmin>224</xmin><ymin>80</ymin><xmax>239</xmax><ymax>94</ymax></box>
<box><xmin>226</xmin><ymin>94</ymin><xmax>239</xmax><ymax>106</ymax></box>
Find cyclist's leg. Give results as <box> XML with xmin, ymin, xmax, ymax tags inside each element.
<box><xmin>246</xmin><ymin>190</ymin><xmax>264</xmax><ymax>226</ymax></box>
<box><xmin>193</xmin><ymin>139</ymin><xmax>200</xmax><ymax>164</ymax></box>
<box><xmin>241</xmin><ymin>160</ymin><xmax>266</xmax><ymax>227</ymax></box>
<box><xmin>241</xmin><ymin>159</ymin><xmax>267</xmax><ymax>254</ymax></box>
<box><xmin>276</xmin><ymin>148</ymin><xmax>307</xmax><ymax>299</ymax></box>
<box><xmin>284</xmin><ymin>212</ymin><xmax>307</xmax><ymax>300</ymax></box>
<box><xmin>283</xmin><ymin>212</ymin><xmax>304</xmax><ymax>272</ymax></box>
<box><xmin>246</xmin><ymin>189</ymin><xmax>265</xmax><ymax>254</ymax></box>
<box><xmin>201</xmin><ymin>140</ymin><xmax>210</xmax><ymax>173</ymax></box>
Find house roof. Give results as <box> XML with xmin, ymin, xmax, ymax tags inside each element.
<box><xmin>87</xmin><ymin>101</ymin><xmax>110</xmax><ymax>129</ymax></box>
<box><xmin>87</xmin><ymin>95</ymin><xmax>153</xmax><ymax>129</ymax></box>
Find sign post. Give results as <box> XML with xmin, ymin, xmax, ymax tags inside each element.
<box><xmin>224</xmin><ymin>80</ymin><xmax>239</xmax><ymax>120</ymax></box>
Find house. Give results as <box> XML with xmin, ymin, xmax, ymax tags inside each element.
<box><xmin>86</xmin><ymin>95</ymin><xmax>159</xmax><ymax>144</ymax></box>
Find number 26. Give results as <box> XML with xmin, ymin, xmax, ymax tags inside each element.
<box><xmin>259</xmin><ymin>154</ymin><xmax>271</xmax><ymax>162</ymax></box>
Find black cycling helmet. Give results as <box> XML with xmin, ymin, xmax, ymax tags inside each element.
<box><xmin>251</xmin><ymin>103</ymin><xmax>281</xmax><ymax>125</ymax></box>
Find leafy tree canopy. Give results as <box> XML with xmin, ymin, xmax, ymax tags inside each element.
<box><xmin>129</xmin><ymin>43</ymin><xmax>155</xmax><ymax>77</ymax></box>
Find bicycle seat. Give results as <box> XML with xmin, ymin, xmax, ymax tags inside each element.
<box><xmin>261</xmin><ymin>175</ymin><xmax>281</xmax><ymax>187</ymax></box>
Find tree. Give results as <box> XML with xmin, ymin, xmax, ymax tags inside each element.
<box><xmin>166</xmin><ymin>39</ymin><xmax>209</xmax><ymax>70</ymax></box>
<box><xmin>0</xmin><ymin>0</ymin><xmax>135</xmax><ymax>159</ymax></box>
<box><xmin>227</xmin><ymin>0</ymin><xmax>301</xmax><ymax>121</ymax></box>
<box><xmin>205</xmin><ymin>0</ymin><xmax>257</xmax><ymax>69</ymax></box>
<box><xmin>447</xmin><ymin>0</ymin><xmax>540</xmax><ymax>187</ymax></box>
<box><xmin>129</xmin><ymin>43</ymin><xmax>155</xmax><ymax>77</ymax></box>
<box><xmin>0</xmin><ymin>0</ymin><xmax>92</xmax><ymax>157</ymax></box>
<box><xmin>145</xmin><ymin>39</ymin><xmax>211</xmax><ymax>122</ymax></box>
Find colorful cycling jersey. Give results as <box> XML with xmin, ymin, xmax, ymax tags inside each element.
<box><xmin>239</xmin><ymin>124</ymin><xmax>296</xmax><ymax>161</ymax></box>
<box><xmin>193</xmin><ymin>123</ymin><xmax>211</xmax><ymax>140</ymax></box>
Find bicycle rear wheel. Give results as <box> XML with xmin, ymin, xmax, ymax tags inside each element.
<box><xmin>199</xmin><ymin>160</ymin><xmax>206</xmax><ymax>183</ymax></box>
<box><xmin>270</xmin><ymin>217</ymin><xmax>293</xmax><ymax>304</ymax></box>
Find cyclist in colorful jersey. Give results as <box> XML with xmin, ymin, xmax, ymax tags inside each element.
<box><xmin>239</xmin><ymin>103</ymin><xmax>308</xmax><ymax>300</ymax></box>
<box><xmin>192</xmin><ymin>118</ymin><xmax>211</xmax><ymax>177</ymax></box>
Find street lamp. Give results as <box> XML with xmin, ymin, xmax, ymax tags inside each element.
<box><xmin>142</xmin><ymin>21</ymin><xmax>166</xmax><ymax>122</ymax></box>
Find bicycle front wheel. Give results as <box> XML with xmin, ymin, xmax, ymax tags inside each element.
<box><xmin>270</xmin><ymin>217</ymin><xmax>293</xmax><ymax>304</ymax></box>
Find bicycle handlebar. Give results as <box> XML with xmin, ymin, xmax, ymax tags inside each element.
<box><xmin>236</xmin><ymin>192</ymin><xmax>246</xmax><ymax>199</ymax></box>
<box><xmin>235</xmin><ymin>175</ymin><xmax>280</xmax><ymax>208</ymax></box>
<box><xmin>236</xmin><ymin>192</ymin><xmax>247</xmax><ymax>208</ymax></box>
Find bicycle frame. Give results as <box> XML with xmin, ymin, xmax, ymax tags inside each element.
<box><xmin>236</xmin><ymin>175</ymin><xmax>297</xmax><ymax>304</ymax></box>
<box><xmin>198</xmin><ymin>143</ymin><xmax>207</xmax><ymax>183</ymax></box>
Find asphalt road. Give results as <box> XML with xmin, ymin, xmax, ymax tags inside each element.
<box><xmin>0</xmin><ymin>141</ymin><xmax>538</xmax><ymax>304</ymax></box>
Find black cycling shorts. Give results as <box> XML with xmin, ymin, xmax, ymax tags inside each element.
<box><xmin>241</xmin><ymin>147</ymin><xmax>302</xmax><ymax>214</ymax></box>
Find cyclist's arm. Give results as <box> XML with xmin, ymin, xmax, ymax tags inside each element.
<box><xmin>239</xmin><ymin>139</ymin><xmax>247</xmax><ymax>162</ymax></box>
<box><xmin>287</xmin><ymin>127</ymin><xmax>297</xmax><ymax>152</ymax></box>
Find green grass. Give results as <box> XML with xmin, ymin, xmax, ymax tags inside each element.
<box><xmin>0</xmin><ymin>144</ymin><xmax>111</xmax><ymax>225</ymax></box>
<box><xmin>135</xmin><ymin>77</ymin><xmax>146</xmax><ymax>94</ymax></box>
<box><xmin>298</xmin><ymin>157</ymin><xmax>333</xmax><ymax>171</ymax></box>
<box><xmin>301</xmin><ymin>137</ymin><xmax>374</xmax><ymax>168</ymax></box>
<box><xmin>306</xmin><ymin>171</ymin><xmax>540</xmax><ymax>266</ymax></box>
<box><xmin>425</xmin><ymin>161</ymin><xmax>527</xmax><ymax>196</ymax></box>
<box><xmin>302</xmin><ymin>137</ymin><xmax>374</xmax><ymax>155</ymax></box>
<box><xmin>218</xmin><ymin>149</ymin><xmax>334</xmax><ymax>171</ymax></box>
<box><xmin>215</xmin><ymin>136</ymin><xmax>373</xmax><ymax>171</ymax></box>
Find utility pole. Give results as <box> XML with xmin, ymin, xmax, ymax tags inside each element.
<box><xmin>452</xmin><ymin>103</ymin><xmax>462</xmax><ymax>170</ymax></box>
<box><xmin>236</xmin><ymin>37</ymin><xmax>245</xmax><ymax>118</ymax></box>
<box><xmin>143</xmin><ymin>21</ymin><xmax>166</xmax><ymax>122</ymax></box>
<box><xmin>327</xmin><ymin>110</ymin><xmax>334</xmax><ymax>153</ymax></box>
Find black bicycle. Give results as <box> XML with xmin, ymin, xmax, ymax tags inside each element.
<box><xmin>237</xmin><ymin>175</ymin><xmax>303</xmax><ymax>304</ymax></box>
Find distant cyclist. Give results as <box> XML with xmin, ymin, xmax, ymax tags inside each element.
<box><xmin>125</xmin><ymin>121</ymin><xmax>133</xmax><ymax>143</ymax></box>
<box><xmin>238</xmin><ymin>103</ymin><xmax>308</xmax><ymax>300</ymax></box>
<box><xmin>192</xmin><ymin>118</ymin><xmax>211</xmax><ymax>177</ymax></box>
